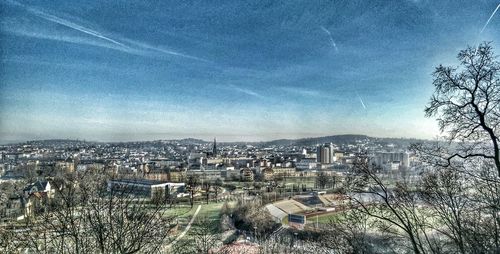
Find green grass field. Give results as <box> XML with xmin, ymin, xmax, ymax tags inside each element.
<box><xmin>163</xmin><ymin>206</ymin><xmax>193</xmax><ymax>218</ymax></box>
<box><xmin>306</xmin><ymin>212</ymin><xmax>343</xmax><ymax>225</ymax></box>
<box><xmin>196</xmin><ymin>202</ymin><xmax>225</xmax><ymax>220</ymax></box>
<box><xmin>282</xmin><ymin>177</ymin><xmax>316</xmax><ymax>185</ymax></box>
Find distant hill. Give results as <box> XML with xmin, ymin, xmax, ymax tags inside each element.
<box><xmin>25</xmin><ymin>139</ymin><xmax>91</xmax><ymax>145</ymax></box>
<box><xmin>177</xmin><ymin>138</ymin><xmax>209</xmax><ymax>144</ymax></box>
<box><xmin>261</xmin><ymin>134</ymin><xmax>371</xmax><ymax>146</ymax></box>
<box><xmin>259</xmin><ymin>135</ymin><xmax>429</xmax><ymax>147</ymax></box>
<box><xmin>15</xmin><ymin>135</ymin><xmax>427</xmax><ymax>147</ymax></box>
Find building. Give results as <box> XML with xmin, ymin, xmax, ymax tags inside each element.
<box><xmin>55</xmin><ymin>158</ymin><xmax>75</xmax><ymax>172</ymax></box>
<box><xmin>76</xmin><ymin>161</ymin><xmax>105</xmax><ymax>171</ymax></box>
<box><xmin>272</xmin><ymin>167</ymin><xmax>296</xmax><ymax>177</ymax></box>
<box><xmin>334</xmin><ymin>152</ymin><xmax>344</xmax><ymax>162</ymax></box>
<box><xmin>107</xmin><ymin>179</ymin><xmax>185</xmax><ymax>199</ymax></box>
<box><xmin>316</xmin><ymin>143</ymin><xmax>334</xmax><ymax>164</ymax></box>
<box><xmin>224</xmin><ymin>166</ymin><xmax>239</xmax><ymax>180</ymax></box>
<box><xmin>187</xmin><ymin>168</ymin><xmax>224</xmax><ymax>180</ymax></box>
<box><xmin>240</xmin><ymin>168</ymin><xmax>254</xmax><ymax>181</ymax></box>
<box><xmin>0</xmin><ymin>194</ymin><xmax>23</xmax><ymax>220</ymax></box>
<box><xmin>371</xmin><ymin>152</ymin><xmax>410</xmax><ymax>170</ymax></box>
<box><xmin>296</xmin><ymin>158</ymin><xmax>318</xmax><ymax>170</ymax></box>
<box><xmin>23</xmin><ymin>180</ymin><xmax>54</xmax><ymax>198</ymax></box>
<box><xmin>22</xmin><ymin>180</ymin><xmax>55</xmax><ymax>217</ymax></box>
<box><xmin>261</xmin><ymin>167</ymin><xmax>274</xmax><ymax>181</ymax></box>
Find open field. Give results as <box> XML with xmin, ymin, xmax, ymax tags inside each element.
<box><xmin>169</xmin><ymin>201</ymin><xmax>236</xmax><ymax>250</ymax></box>
<box><xmin>306</xmin><ymin>212</ymin><xmax>342</xmax><ymax>225</ymax></box>
<box><xmin>282</xmin><ymin>177</ymin><xmax>317</xmax><ymax>187</ymax></box>
<box><xmin>163</xmin><ymin>206</ymin><xmax>193</xmax><ymax>218</ymax></box>
<box><xmin>196</xmin><ymin>202</ymin><xmax>226</xmax><ymax>220</ymax></box>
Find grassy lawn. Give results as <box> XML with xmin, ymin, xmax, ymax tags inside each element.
<box><xmin>197</xmin><ymin>200</ymin><xmax>237</xmax><ymax>219</ymax></box>
<box><xmin>306</xmin><ymin>212</ymin><xmax>343</xmax><ymax>225</ymax></box>
<box><xmin>281</xmin><ymin>177</ymin><xmax>317</xmax><ymax>189</ymax></box>
<box><xmin>280</xmin><ymin>211</ymin><xmax>342</xmax><ymax>226</ymax></box>
<box><xmin>179</xmin><ymin>201</ymin><xmax>234</xmax><ymax>239</ymax></box>
<box><xmin>165</xmin><ymin>200</ymin><xmax>235</xmax><ymax>225</ymax></box>
<box><xmin>162</xmin><ymin>206</ymin><xmax>193</xmax><ymax>219</ymax></box>
<box><xmin>196</xmin><ymin>202</ymin><xmax>224</xmax><ymax>220</ymax></box>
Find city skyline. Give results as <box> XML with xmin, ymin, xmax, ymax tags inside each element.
<box><xmin>1</xmin><ymin>0</ymin><xmax>500</xmax><ymax>143</ymax></box>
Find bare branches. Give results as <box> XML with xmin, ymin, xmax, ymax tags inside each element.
<box><xmin>346</xmin><ymin>157</ymin><xmax>430</xmax><ymax>254</ymax></box>
<box><xmin>425</xmin><ymin>42</ymin><xmax>500</xmax><ymax>176</ymax></box>
<box><xmin>9</xmin><ymin>170</ymin><xmax>176</xmax><ymax>254</ymax></box>
<box><xmin>345</xmin><ymin>154</ymin><xmax>500</xmax><ymax>253</ymax></box>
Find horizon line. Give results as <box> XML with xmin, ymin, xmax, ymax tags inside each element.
<box><xmin>0</xmin><ymin>133</ymin><xmax>434</xmax><ymax>145</ymax></box>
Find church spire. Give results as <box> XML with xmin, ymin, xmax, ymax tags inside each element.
<box><xmin>212</xmin><ymin>137</ymin><xmax>217</xmax><ymax>157</ymax></box>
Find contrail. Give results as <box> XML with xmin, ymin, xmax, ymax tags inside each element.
<box><xmin>480</xmin><ymin>3</ymin><xmax>500</xmax><ymax>34</ymax></box>
<box><xmin>320</xmin><ymin>26</ymin><xmax>339</xmax><ymax>52</ymax></box>
<box><xmin>227</xmin><ymin>84</ymin><xmax>264</xmax><ymax>99</ymax></box>
<box><xmin>29</xmin><ymin>9</ymin><xmax>129</xmax><ymax>48</ymax></box>
<box><xmin>355</xmin><ymin>91</ymin><xmax>367</xmax><ymax>110</ymax></box>
<box><xmin>125</xmin><ymin>39</ymin><xmax>211</xmax><ymax>63</ymax></box>
<box><xmin>5</xmin><ymin>0</ymin><xmax>208</xmax><ymax>61</ymax></box>
<box><xmin>34</xmin><ymin>10</ymin><xmax>208</xmax><ymax>61</ymax></box>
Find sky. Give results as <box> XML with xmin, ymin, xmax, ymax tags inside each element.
<box><xmin>1</xmin><ymin>0</ymin><xmax>499</xmax><ymax>143</ymax></box>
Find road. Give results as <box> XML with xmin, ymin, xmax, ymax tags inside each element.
<box><xmin>164</xmin><ymin>204</ymin><xmax>202</xmax><ymax>249</ymax></box>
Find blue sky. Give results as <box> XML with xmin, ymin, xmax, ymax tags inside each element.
<box><xmin>1</xmin><ymin>0</ymin><xmax>499</xmax><ymax>142</ymax></box>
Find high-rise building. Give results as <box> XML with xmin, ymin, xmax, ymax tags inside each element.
<box><xmin>316</xmin><ymin>143</ymin><xmax>334</xmax><ymax>164</ymax></box>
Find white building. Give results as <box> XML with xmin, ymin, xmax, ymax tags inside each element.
<box><xmin>371</xmin><ymin>152</ymin><xmax>410</xmax><ymax>170</ymax></box>
<box><xmin>107</xmin><ymin>179</ymin><xmax>185</xmax><ymax>199</ymax></box>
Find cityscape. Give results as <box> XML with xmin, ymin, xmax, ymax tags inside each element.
<box><xmin>0</xmin><ymin>135</ymin><xmax>426</xmax><ymax>253</ymax></box>
<box><xmin>1</xmin><ymin>1</ymin><xmax>500</xmax><ymax>254</ymax></box>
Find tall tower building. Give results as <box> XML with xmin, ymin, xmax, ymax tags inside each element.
<box><xmin>316</xmin><ymin>146</ymin><xmax>322</xmax><ymax>163</ymax></box>
<box><xmin>316</xmin><ymin>143</ymin><xmax>333</xmax><ymax>164</ymax></box>
<box><xmin>212</xmin><ymin>137</ymin><xmax>217</xmax><ymax>157</ymax></box>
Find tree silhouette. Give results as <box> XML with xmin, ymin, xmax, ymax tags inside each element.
<box><xmin>425</xmin><ymin>42</ymin><xmax>500</xmax><ymax>177</ymax></box>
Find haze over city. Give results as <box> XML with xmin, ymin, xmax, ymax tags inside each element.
<box><xmin>1</xmin><ymin>0</ymin><xmax>499</xmax><ymax>143</ymax></box>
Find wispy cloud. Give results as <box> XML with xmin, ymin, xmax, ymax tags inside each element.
<box><xmin>480</xmin><ymin>3</ymin><xmax>500</xmax><ymax>34</ymax></box>
<box><xmin>320</xmin><ymin>26</ymin><xmax>339</xmax><ymax>52</ymax></box>
<box><xmin>4</xmin><ymin>0</ymin><xmax>208</xmax><ymax>62</ymax></box>
<box><xmin>227</xmin><ymin>84</ymin><xmax>265</xmax><ymax>99</ymax></box>
<box><xmin>278</xmin><ymin>86</ymin><xmax>336</xmax><ymax>100</ymax></box>
<box><xmin>2</xmin><ymin>55</ymin><xmax>132</xmax><ymax>74</ymax></box>
<box><xmin>4</xmin><ymin>25</ymin><xmax>140</xmax><ymax>54</ymax></box>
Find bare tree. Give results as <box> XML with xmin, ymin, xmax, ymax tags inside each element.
<box><xmin>9</xmin><ymin>170</ymin><xmax>176</xmax><ymax>254</ymax></box>
<box><xmin>315</xmin><ymin>172</ymin><xmax>330</xmax><ymax>189</ymax></box>
<box><xmin>171</xmin><ymin>216</ymin><xmax>221</xmax><ymax>254</ymax></box>
<box><xmin>213</xmin><ymin>178</ymin><xmax>223</xmax><ymax>203</ymax></box>
<box><xmin>410</xmin><ymin>42</ymin><xmax>500</xmax><ymax>253</ymax></box>
<box><xmin>191</xmin><ymin>216</ymin><xmax>221</xmax><ymax>254</ymax></box>
<box><xmin>414</xmin><ymin>160</ymin><xmax>500</xmax><ymax>253</ymax></box>
<box><xmin>424</xmin><ymin>42</ymin><xmax>500</xmax><ymax>177</ymax></box>
<box><xmin>467</xmin><ymin>161</ymin><xmax>500</xmax><ymax>252</ymax></box>
<box><xmin>186</xmin><ymin>175</ymin><xmax>199</xmax><ymax>208</ymax></box>
<box><xmin>0</xmin><ymin>226</ymin><xmax>17</xmax><ymax>254</ymax></box>
<box><xmin>346</xmin><ymin>158</ymin><xmax>433</xmax><ymax>254</ymax></box>
<box><xmin>320</xmin><ymin>207</ymin><xmax>379</xmax><ymax>254</ymax></box>
<box><xmin>202</xmin><ymin>181</ymin><xmax>211</xmax><ymax>204</ymax></box>
<box><xmin>420</xmin><ymin>168</ymin><xmax>470</xmax><ymax>254</ymax></box>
